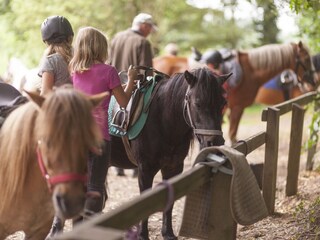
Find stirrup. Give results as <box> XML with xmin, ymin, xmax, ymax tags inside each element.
<box><xmin>110</xmin><ymin>108</ymin><xmax>128</xmax><ymax>136</ymax></box>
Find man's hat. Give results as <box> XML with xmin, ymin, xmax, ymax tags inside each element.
<box><xmin>133</xmin><ymin>13</ymin><xmax>158</xmax><ymax>31</ymax></box>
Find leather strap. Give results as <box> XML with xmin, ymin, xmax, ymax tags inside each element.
<box><xmin>121</xmin><ymin>136</ymin><xmax>138</xmax><ymax>166</ymax></box>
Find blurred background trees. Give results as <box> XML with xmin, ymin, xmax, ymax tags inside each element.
<box><xmin>0</xmin><ymin>0</ymin><xmax>319</xmax><ymax>73</ymax></box>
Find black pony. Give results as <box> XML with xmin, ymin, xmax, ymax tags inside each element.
<box><xmin>110</xmin><ymin>67</ymin><xmax>231</xmax><ymax>240</ymax></box>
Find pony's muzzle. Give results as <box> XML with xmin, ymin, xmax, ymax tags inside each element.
<box><xmin>53</xmin><ymin>184</ymin><xmax>86</xmax><ymax>219</ymax></box>
<box><xmin>201</xmin><ymin>135</ymin><xmax>225</xmax><ymax>148</ymax></box>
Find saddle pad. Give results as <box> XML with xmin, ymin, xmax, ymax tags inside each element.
<box><xmin>108</xmin><ymin>76</ymin><xmax>157</xmax><ymax>139</ymax></box>
<box><xmin>127</xmin><ymin>77</ymin><xmax>156</xmax><ymax>140</ymax></box>
<box><xmin>178</xmin><ymin>145</ymin><xmax>268</xmax><ymax>238</ymax></box>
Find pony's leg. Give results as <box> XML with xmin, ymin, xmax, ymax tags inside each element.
<box><xmin>138</xmin><ymin>167</ymin><xmax>157</xmax><ymax>240</ymax></box>
<box><xmin>228</xmin><ymin>106</ymin><xmax>244</xmax><ymax>144</ymax></box>
<box><xmin>159</xmin><ymin>164</ymin><xmax>184</xmax><ymax>240</ymax></box>
<box><xmin>44</xmin><ymin>216</ymin><xmax>65</xmax><ymax>240</ymax></box>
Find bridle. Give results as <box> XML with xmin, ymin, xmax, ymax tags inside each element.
<box><xmin>37</xmin><ymin>140</ymin><xmax>87</xmax><ymax>191</ymax></box>
<box><xmin>294</xmin><ymin>48</ymin><xmax>316</xmax><ymax>87</ymax></box>
<box><xmin>183</xmin><ymin>86</ymin><xmax>223</xmax><ymax>140</ymax></box>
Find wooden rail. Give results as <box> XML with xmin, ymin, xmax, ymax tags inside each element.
<box><xmin>54</xmin><ymin>133</ymin><xmax>266</xmax><ymax>240</ymax></box>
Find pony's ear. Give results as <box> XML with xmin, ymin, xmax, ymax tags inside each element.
<box><xmin>217</xmin><ymin>72</ymin><xmax>233</xmax><ymax>86</ymax></box>
<box><xmin>24</xmin><ymin>90</ymin><xmax>45</xmax><ymax>107</ymax></box>
<box><xmin>184</xmin><ymin>70</ymin><xmax>197</xmax><ymax>87</ymax></box>
<box><xmin>90</xmin><ymin>91</ymin><xmax>110</xmax><ymax>107</ymax></box>
<box><xmin>298</xmin><ymin>40</ymin><xmax>303</xmax><ymax>48</ymax></box>
<box><xmin>191</xmin><ymin>47</ymin><xmax>202</xmax><ymax>61</ymax></box>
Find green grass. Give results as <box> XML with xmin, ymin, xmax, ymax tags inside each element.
<box><xmin>223</xmin><ymin>104</ymin><xmax>266</xmax><ymax>126</ymax></box>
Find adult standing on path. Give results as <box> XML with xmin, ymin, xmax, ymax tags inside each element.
<box><xmin>109</xmin><ymin>12</ymin><xmax>157</xmax><ymax>73</ymax></box>
<box><xmin>109</xmin><ymin>12</ymin><xmax>157</xmax><ymax>177</ymax></box>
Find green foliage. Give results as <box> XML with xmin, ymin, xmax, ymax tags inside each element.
<box><xmin>306</xmin><ymin>94</ymin><xmax>320</xmax><ymax>149</ymax></box>
<box><xmin>289</xmin><ymin>0</ymin><xmax>320</xmax><ymax>52</ymax></box>
<box><xmin>0</xmin><ymin>0</ymin><xmax>260</xmax><ymax>73</ymax></box>
<box><xmin>254</xmin><ymin>0</ymin><xmax>280</xmax><ymax>44</ymax></box>
<box><xmin>0</xmin><ymin>0</ymin><xmax>318</xmax><ymax>75</ymax></box>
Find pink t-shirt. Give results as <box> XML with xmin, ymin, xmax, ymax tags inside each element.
<box><xmin>72</xmin><ymin>63</ymin><xmax>121</xmax><ymax>140</ymax></box>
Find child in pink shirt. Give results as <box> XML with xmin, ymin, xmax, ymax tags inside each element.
<box><xmin>70</xmin><ymin>26</ymin><xmax>137</xmax><ymax>214</ymax></box>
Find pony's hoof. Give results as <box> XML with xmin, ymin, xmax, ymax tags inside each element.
<box><xmin>163</xmin><ymin>235</ymin><xmax>177</xmax><ymax>240</ymax></box>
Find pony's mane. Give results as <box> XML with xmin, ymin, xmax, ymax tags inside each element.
<box><xmin>246</xmin><ymin>43</ymin><xmax>294</xmax><ymax>71</ymax></box>
<box><xmin>0</xmin><ymin>102</ymin><xmax>38</xmax><ymax>212</ymax></box>
<box><xmin>0</xmin><ymin>88</ymin><xmax>103</xmax><ymax>212</ymax></box>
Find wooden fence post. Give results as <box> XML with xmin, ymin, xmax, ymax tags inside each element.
<box><xmin>286</xmin><ymin>104</ymin><xmax>305</xmax><ymax>196</ymax></box>
<box><xmin>263</xmin><ymin>107</ymin><xmax>280</xmax><ymax>214</ymax></box>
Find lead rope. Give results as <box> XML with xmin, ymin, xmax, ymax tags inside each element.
<box><xmin>125</xmin><ymin>224</ymin><xmax>140</xmax><ymax>240</ymax></box>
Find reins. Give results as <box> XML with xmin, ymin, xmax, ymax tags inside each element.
<box><xmin>183</xmin><ymin>86</ymin><xmax>223</xmax><ymax>139</ymax></box>
<box><xmin>37</xmin><ymin>141</ymin><xmax>87</xmax><ymax>191</ymax></box>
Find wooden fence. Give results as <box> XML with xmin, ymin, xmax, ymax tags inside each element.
<box><xmin>54</xmin><ymin>91</ymin><xmax>319</xmax><ymax>240</ymax></box>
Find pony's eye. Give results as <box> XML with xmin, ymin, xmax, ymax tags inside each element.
<box><xmin>194</xmin><ymin>99</ymin><xmax>202</xmax><ymax>108</ymax></box>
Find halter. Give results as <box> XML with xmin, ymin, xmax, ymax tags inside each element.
<box><xmin>294</xmin><ymin>49</ymin><xmax>315</xmax><ymax>86</ymax></box>
<box><xmin>37</xmin><ymin>140</ymin><xmax>87</xmax><ymax>191</ymax></box>
<box><xmin>183</xmin><ymin>86</ymin><xmax>223</xmax><ymax>139</ymax></box>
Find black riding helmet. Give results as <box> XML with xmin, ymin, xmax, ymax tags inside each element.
<box><xmin>41</xmin><ymin>16</ymin><xmax>74</xmax><ymax>44</ymax></box>
<box><xmin>201</xmin><ymin>50</ymin><xmax>223</xmax><ymax>69</ymax></box>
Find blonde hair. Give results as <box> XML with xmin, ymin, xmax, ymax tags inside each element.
<box><xmin>69</xmin><ymin>26</ymin><xmax>108</xmax><ymax>73</ymax></box>
<box><xmin>43</xmin><ymin>37</ymin><xmax>73</xmax><ymax>63</ymax></box>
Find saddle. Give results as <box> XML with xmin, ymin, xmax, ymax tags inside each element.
<box><xmin>0</xmin><ymin>82</ymin><xmax>28</xmax><ymax>128</ymax></box>
<box><xmin>219</xmin><ymin>49</ymin><xmax>243</xmax><ymax>88</ymax></box>
<box><xmin>263</xmin><ymin>70</ymin><xmax>299</xmax><ymax>101</ymax></box>
<box><xmin>109</xmin><ymin>66</ymin><xmax>168</xmax><ymax>140</ymax></box>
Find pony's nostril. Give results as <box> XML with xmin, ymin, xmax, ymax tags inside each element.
<box><xmin>56</xmin><ymin>194</ymin><xmax>68</xmax><ymax>213</ymax></box>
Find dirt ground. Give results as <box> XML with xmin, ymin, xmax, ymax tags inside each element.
<box><xmin>6</xmin><ymin>104</ymin><xmax>320</xmax><ymax>240</ymax></box>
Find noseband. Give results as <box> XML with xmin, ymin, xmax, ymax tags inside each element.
<box><xmin>37</xmin><ymin>141</ymin><xmax>87</xmax><ymax>191</ymax></box>
<box><xmin>183</xmin><ymin>86</ymin><xmax>223</xmax><ymax>138</ymax></box>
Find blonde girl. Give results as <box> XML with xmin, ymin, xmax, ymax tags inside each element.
<box><xmin>70</xmin><ymin>26</ymin><xmax>136</xmax><ymax>216</ymax></box>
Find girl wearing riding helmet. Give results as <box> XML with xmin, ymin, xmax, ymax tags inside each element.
<box><xmin>38</xmin><ymin>15</ymin><xmax>74</xmax><ymax>96</ymax></box>
<box><xmin>38</xmin><ymin>15</ymin><xmax>74</xmax><ymax>239</ymax></box>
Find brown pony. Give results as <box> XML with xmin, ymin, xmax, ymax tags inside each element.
<box><xmin>0</xmin><ymin>88</ymin><xmax>108</xmax><ymax>239</ymax></box>
<box><xmin>227</xmin><ymin>41</ymin><xmax>317</xmax><ymax>143</ymax></box>
<box><xmin>153</xmin><ymin>55</ymin><xmax>190</xmax><ymax>76</ymax></box>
